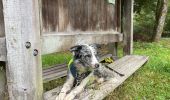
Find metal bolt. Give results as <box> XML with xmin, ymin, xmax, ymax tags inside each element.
<box><xmin>33</xmin><ymin>49</ymin><xmax>38</xmax><ymax>56</ymax></box>
<box><xmin>25</xmin><ymin>42</ymin><xmax>31</xmax><ymax>49</ymax></box>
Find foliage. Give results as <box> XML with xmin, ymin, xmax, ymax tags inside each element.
<box><xmin>134</xmin><ymin>0</ymin><xmax>170</xmax><ymax>40</ymax></box>
<box><xmin>43</xmin><ymin>39</ymin><xmax>170</xmax><ymax>99</ymax></box>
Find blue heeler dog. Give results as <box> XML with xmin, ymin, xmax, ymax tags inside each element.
<box><xmin>56</xmin><ymin>44</ymin><xmax>124</xmax><ymax>100</ymax></box>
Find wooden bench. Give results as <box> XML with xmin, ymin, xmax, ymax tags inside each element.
<box><xmin>44</xmin><ymin>55</ymin><xmax>149</xmax><ymax>100</ymax></box>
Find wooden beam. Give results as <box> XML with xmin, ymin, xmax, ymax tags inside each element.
<box><xmin>2</xmin><ymin>0</ymin><xmax>43</xmax><ymax>99</ymax></box>
<box><xmin>0</xmin><ymin>38</ymin><xmax>6</xmax><ymax>61</ymax></box>
<box><xmin>43</xmin><ymin>55</ymin><xmax>149</xmax><ymax>100</ymax></box>
<box><xmin>122</xmin><ymin>0</ymin><xmax>133</xmax><ymax>55</ymax></box>
<box><xmin>42</xmin><ymin>31</ymin><xmax>123</xmax><ymax>55</ymax></box>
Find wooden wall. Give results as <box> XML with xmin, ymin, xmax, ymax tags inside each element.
<box><xmin>42</xmin><ymin>0</ymin><xmax>118</xmax><ymax>33</ymax></box>
<box><xmin>0</xmin><ymin>0</ymin><xmax>4</xmax><ymax>37</ymax></box>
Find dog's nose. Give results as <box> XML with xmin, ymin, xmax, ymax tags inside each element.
<box><xmin>95</xmin><ymin>64</ymin><xmax>100</xmax><ymax>68</ymax></box>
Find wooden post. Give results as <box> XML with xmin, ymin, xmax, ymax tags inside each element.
<box><xmin>2</xmin><ymin>0</ymin><xmax>43</xmax><ymax>100</ymax></box>
<box><xmin>122</xmin><ymin>0</ymin><xmax>133</xmax><ymax>55</ymax></box>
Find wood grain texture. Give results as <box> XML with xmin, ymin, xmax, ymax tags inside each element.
<box><xmin>42</xmin><ymin>31</ymin><xmax>123</xmax><ymax>55</ymax></box>
<box><xmin>2</xmin><ymin>0</ymin><xmax>43</xmax><ymax>99</ymax></box>
<box><xmin>41</xmin><ymin>0</ymin><xmax>117</xmax><ymax>32</ymax></box>
<box><xmin>43</xmin><ymin>64</ymin><xmax>67</xmax><ymax>83</ymax></box>
<box><xmin>0</xmin><ymin>37</ymin><xmax>6</xmax><ymax>61</ymax></box>
<box><xmin>122</xmin><ymin>0</ymin><xmax>134</xmax><ymax>55</ymax></box>
<box><xmin>43</xmin><ymin>55</ymin><xmax>149</xmax><ymax>100</ymax></box>
<box><xmin>0</xmin><ymin>0</ymin><xmax>5</xmax><ymax>37</ymax></box>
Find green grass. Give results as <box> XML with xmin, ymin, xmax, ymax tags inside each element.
<box><xmin>42</xmin><ymin>38</ymin><xmax>170</xmax><ymax>99</ymax></box>
<box><xmin>105</xmin><ymin>38</ymin><xmax>170</xmax><ymax>100</ymax></box>
<box><xmin>42</xmin><ymin>51</ymin><xmax>72</xmax><ymax>69</ymax></box>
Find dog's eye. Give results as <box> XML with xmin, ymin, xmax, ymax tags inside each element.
<box><xmin>86</xmin><ymin>55</ymin><xmax>91</xmax><ymax>57</ymax></box>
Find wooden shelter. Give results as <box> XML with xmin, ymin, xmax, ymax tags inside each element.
<box><xmin>0</xmin><ymin>0</ymin><xmax>148</xmax><ymax>100</ymax></box>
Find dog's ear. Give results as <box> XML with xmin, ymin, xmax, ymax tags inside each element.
<box><xmin>70</xmin><ymin>45</ymin><xmax>82</xmax><ymax>52</ymax></box>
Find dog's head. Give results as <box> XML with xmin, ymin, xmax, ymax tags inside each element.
<box><xmin>70</xmin><ymin>44</ymin><xmax>100</xmax><ymax>69</ymax></box>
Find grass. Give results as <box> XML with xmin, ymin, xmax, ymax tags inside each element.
<box><xmin>42</xmin><ymin>38</ymin><xmax>170</xmax><ymax>100</ymax></box>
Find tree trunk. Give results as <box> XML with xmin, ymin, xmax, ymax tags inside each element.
<box><xmin>152</xmin><ymin>0</ymin><xmax>168</xmax><ymax>42</ymax></box>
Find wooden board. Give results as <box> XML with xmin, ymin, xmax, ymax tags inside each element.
<box><xmin>0</xmin><ymin>37</ymin><xmax>6</xmax><ymax>61</ymax></box>
<box><xmin>43</xmin><ymin>64</ymin><xmax>67</xmax><ymax>83</ymax></box>
<box><xmin>41</xmin><ymin>0</ymin><xmax>117</xmax><ymax>32</ymax></box>
<box><xmin>0</xmin><ymin>31</ymin><xmax>122</xmax><ymax>61</ymax></box>
<box><xmin>42</xmin><ymin>31</ymin><xmax>123</xmax><ymax>55</ymax></box>
<box><xmin>2</xmin><ymin>0</ymin><xmax>43</xmax><ymax>99</ymax></box>
<box><xmin>43</xmin><ymin>55</ymin><xmax>148</xmax><ymax>100</ymax></box>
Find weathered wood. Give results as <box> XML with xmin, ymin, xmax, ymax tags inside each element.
<box><xmin>0</xmin><ymin>37</ymin><xmax>6</xmax><ymax>61</ymax></box>
<box><xmin>122</xmin><ymin>0</ymin><xmax>133</xmax><ymax>55</ymax></box>
<box><xmin>41</xmin><ymin>0</ymin><xmax>117</xmax><ymax>32</ymax></box>
<box><xmin>0</xmin><ymin>31</ymin><xmax>123</xmax><ymax>61</ymax></box>
<box><xmin>0</xmin><ymin>0</ymin><xmax>5</xmax><ymax>37</ymax></box>
<box><xmin>2</xmin><ymin>0</ymin><xmax>43</xmax><ymax>99</ymax></box>
<box><xmin>43</xmin><ymin>64</ymin><xmax>67</xmax><ymax>83</ymax></box>
<box><xmin>43</xmin><ymin>55</ymin><xmax>149</xmax><ymax>100</ymax></box>
<box><xmin>42</xmin><ymin>31</ymin><xmax>123</xmax><ymax>55</ymax></box>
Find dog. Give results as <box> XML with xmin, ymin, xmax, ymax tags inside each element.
<box><xmin>56</xmin><ymin>44</ymin><xmax>122</xmax><ymax>100</ymax></box>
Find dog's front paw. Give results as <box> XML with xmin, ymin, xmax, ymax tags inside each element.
<box><xmin>65</xmin><ymin>92</ymin><xmax>76</xmax><ymax>100</ymax></box>
<box><xmin>56</xmin><ymin>92</ymin><xmax>66</xmax><ymax>100</ymax></box>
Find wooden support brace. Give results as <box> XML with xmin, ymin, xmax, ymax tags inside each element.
<box><xmin>42</xmin><ymin>31</ymin><xmax>123</xmax><ymax>55</ymax></box>
<box><xmin>2</xmin><ymin>0</ymin><xmax>43</xmax><ymax>99</ymax></box>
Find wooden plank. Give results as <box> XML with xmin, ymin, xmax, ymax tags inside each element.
<box><xmin>2</xmin><ymin>0</ymin><xmax>43</xmax><ymax>99</ymax></box>
<box><xmin>122</xmin><ymin>0</ymin><xmax>133</xmax><ymax>55</ymax></box>
<box><xmin>43</xmin><ymin>55</ymin><xmax>148</xmax><ymax>100</ymax></box>
<box><xmin>0</xmin><ymin>38</ymin><xmax>6</xmax><ymax>61</ymax></box>
<box><xmin>42</xmin><ymin>31</ymin><xmax>123</xmax><ymax>55</ymax></box>
<box><xmin>0</xmin><ymin>31</ymin><xmax>123</xmax><ymax>61</ymax></box>
<box><xmin>43</xmin><ymin>64</ymin><xmax>67</xmax><ymax>83</ymax></box>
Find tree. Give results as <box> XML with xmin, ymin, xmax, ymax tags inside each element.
<box><xmin>152</xmin><ymin>0</ymin><xmax>168</xmax><ymax>42</ymax></box>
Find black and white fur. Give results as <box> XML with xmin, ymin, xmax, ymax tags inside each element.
<box><xmin>56</xmin><ymin>44</ymin><xmax>116</xmax><ymax>100</ymax></box>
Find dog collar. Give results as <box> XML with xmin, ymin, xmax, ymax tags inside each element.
<box><xmin>68</xmin><ymin>59</ymin><xmax>91</xmax><ymax>86</ymax></box>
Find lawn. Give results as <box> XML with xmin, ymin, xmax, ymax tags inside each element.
<box><xmin>42</xmin><ymin>38</ymin><xmax>170</xmax><ymax>100</ymax></box>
